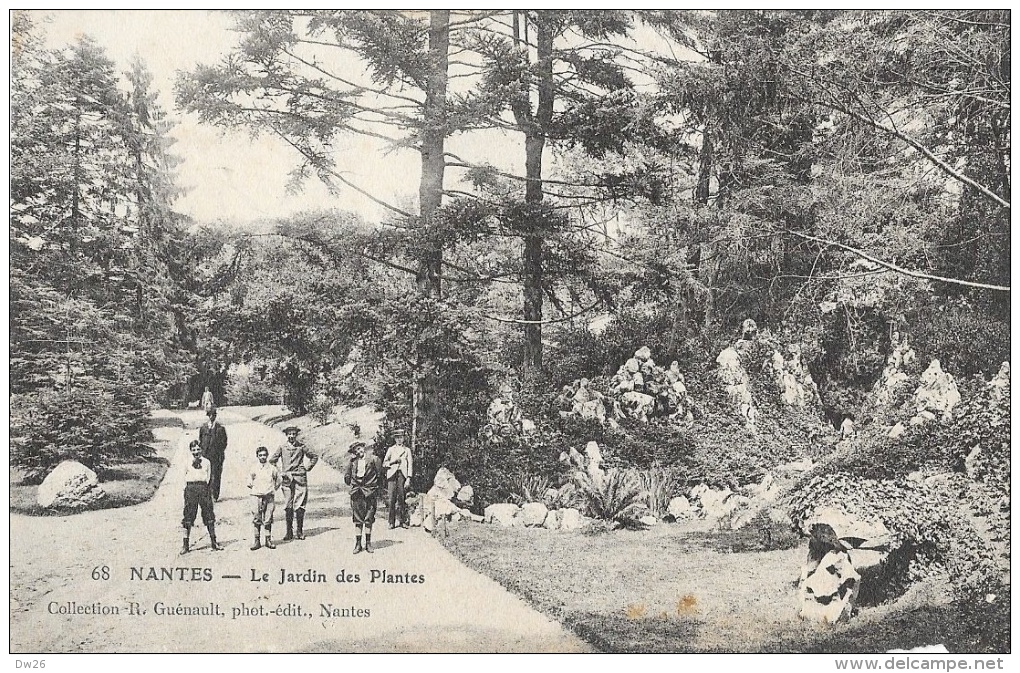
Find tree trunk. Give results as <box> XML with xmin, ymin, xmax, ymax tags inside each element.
<box><xmin>521</xmin><ymin>19</ymin><xmax>555</xmax><ymax>382</ymax></box>
<box><xmin>411</xmin><ymin>10</ymin><xmax>449</xmax><ymax>455</ymax></box>
<box><xmin>695</xmin><ymin>125</ymin><xmax>712</xmax><ymax>204</ymax></box>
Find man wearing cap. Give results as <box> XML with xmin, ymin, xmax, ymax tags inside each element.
<box><xmin>382</xmin><ymin>428</ymin><xmax>413</xmax><ymax>529</ymax></box>
<box><xmin>198</xmin><ymin>407</ymin><xmax>228</xmax><ymax>501</ymax></box>
<box><xmin>269</xmin><ymin>426</ymin><xmax>319</xmax><ymax>541</ymax></box>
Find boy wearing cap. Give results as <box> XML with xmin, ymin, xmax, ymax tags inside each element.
<box><xmin>383</xmin><ymin>428</ymin><xmax>413</xmax><ymax>529</ymax></box>
<box><xmin>269</xmin><ymin>426</ymin><xmax>319</xmax><ymax>541</ymax></box>
<box><xmin>181</xmin><ymin>439</ymin><xmax>224</xmax><ymax>554</ymax></box>
<box><xmin>344</xmin><ymin>442</ymin><xmax>382</xmax><ymax>553</ymax></box>
<box><xmin>247</xmin><ymin>446</ymin><xmax>280</xmax><ymax>550</ymax></box>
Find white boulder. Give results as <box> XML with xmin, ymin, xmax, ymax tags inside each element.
<box><xmin>559</xmin><ymin>508</ymin><xmax>584</xmax><ymax>531</ymax></box>
<box><xmin>484</xmin><ymin>503</ymin><xmax>520</xmax><ymax>526</ymax></box>
<box><xmin>521</xmin><ymin>502</ymin><xmax>550</xmax><ymax>527</ymax></box>
<box><xmin>914</xmin><ymin>360</ymin><xmax>961</xmax><ymax>417</ymax></box>
<box><xmin>667</xmin><ymin>496</ymin><xmax>692</xmax><ymax>519</ymax></box>
<box><xmin>37</xmin><ymin>461</ymin><xmax>105</xmax><ymax>509</ymax></box>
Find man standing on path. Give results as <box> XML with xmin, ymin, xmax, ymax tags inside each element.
<box><xmin>383</xmin><ymin>428</ymin><xmax>413</xmax><ymax>529</ymax></box>
<box><xmin>270</xmin><ymin>426</ymin><xmax>318</xmax><ymax>541</ymax></box>
<box><xmin>201</xmin><ymin>386</ymin><xmax>215</xmax><ymax>413</ymax></box>
<box><xmin>199</xmin><ymin>407</ymin><xmax>228</xmax><ymax>501</ymax></box>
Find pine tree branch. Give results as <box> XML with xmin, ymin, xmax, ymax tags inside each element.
<box><xmin>800</xmin><ymin>85</ymin><xmax>1011</xmax><ymax>210</ymax></box>
<box><xmin>783</xmin><ymin>230</ymin><xmax>1010</xmax><ymax>292</ymax></box>
<box><xmin>479</xmin><ymin>299</ymin><xmax>603</xmax><ymax>324</ymax></box>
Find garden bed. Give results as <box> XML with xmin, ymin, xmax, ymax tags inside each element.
<box><xmin>439</xmin><ymin>519</ymin><xmax>1007</xmax><ymax>653</ymax></box>
<box><xmin>9</xmin><ymin>415</ymin><xmax>178</xmax><ymax>516</ymax></box>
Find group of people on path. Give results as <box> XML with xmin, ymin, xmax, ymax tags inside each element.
<box><xmin>180</xmin><ymin>402</ymin><xmax>415</xmax><ymax>557</ymax></box>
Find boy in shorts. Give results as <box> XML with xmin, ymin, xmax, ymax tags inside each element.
<box><xmin>248</xmin><ymin>445</ymin><xmax>280</xmax><ymax>550</ymax></box>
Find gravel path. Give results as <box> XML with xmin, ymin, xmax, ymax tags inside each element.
<box><xmin>9</xmin><ymin>408</ymin><xmax>589</xmax><ymax>653</ymax></box>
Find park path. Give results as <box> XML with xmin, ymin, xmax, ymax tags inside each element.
<box><xmin>9</xmin><ymin>408</ymin><xmax>589</xmax><ymax>653</ymax></box>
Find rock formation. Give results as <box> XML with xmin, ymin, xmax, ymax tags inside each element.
<box><xmin>37</xmin><ymin>461</ymin><xmax>105</xmax><ymax>509</ymax></box>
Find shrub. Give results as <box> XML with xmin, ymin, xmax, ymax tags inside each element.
<box><xmin>746</xmin><ymin>508</ymin><xmax>801</xmax><ymax>551</ymax></box>
<box><xmin>507</xmin><ymin>474</ymin><xmax>552</xmax><ymax>505</ymax></box>
<box><xmin>908</xmin><ymin>302</ymin><xmax>1010</xmax><ymax>378</ymax></box>
<box><xmin>10</xmin><ymin>388</ymin><xmax>154</xmax><ymax>482</ymax></box>
<box><xmin>629</xmin><ymin>466</ymin><xmax>684</xmax><ymax>518</ymax></box>
<box><xmin>573</xmin><ymin>468</ymin><xmax>647</xmax><ymax>528</ymax></box>
<box><xmin>225</xmin><ymin>371</ymin><xmax>282</xmax><ymax>406</ymax></box>
<box><xmin>307</xmin><ymin>392</ymin><xmax>335</xmax><ymax>425</ymax></box>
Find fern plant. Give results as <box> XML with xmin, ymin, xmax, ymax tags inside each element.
<box><xmin>573</xmin><ymin>468</ymin><xmax>646</xmax><ymax>528</ymax></box>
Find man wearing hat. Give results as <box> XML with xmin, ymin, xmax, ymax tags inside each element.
<box><xmin>269</xmin><ymin>426</ymin><xmax>319</xmax><ymax>541</ymax></box>
<box><xmin>382</xmin><ymin>428</ymin><xmax>413</xmax><ymax>529</ymax></box>
<box><xmin>198</xmin><ymin>407</ymin><xmax>228</xmax><ymax>501</ymax></box>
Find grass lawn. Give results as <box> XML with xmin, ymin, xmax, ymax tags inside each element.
<box><xmin>439</xmin><ymin>519</ymin><xmax>1010</xmax><ymax>653</ymax></box>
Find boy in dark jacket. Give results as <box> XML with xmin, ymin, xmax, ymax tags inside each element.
<box><xmin>344</xmin><ymin>442</ymin><xmax>381</xmax><ymax>554</ymax></box>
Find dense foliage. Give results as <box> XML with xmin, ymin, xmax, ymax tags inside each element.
<box><xmin>10</xmin><ymin>16</ymin><xmax>193</xmax><ymax>476</ymax></box>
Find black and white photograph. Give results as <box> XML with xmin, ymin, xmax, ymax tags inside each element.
<box><xmin>8</xmin><ymin>9</ymin><xmax>1011</xmax><ymax>659</ymax></box>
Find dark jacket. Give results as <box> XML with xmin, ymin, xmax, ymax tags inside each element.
<box><xmin>199</xmin><ymin>421</ymin><xmax>228</xmax><ymax>462</ymax></box>
<box><xmin>344</xmin><ymin>455</ymin><xmax>381</xmax><ymax>497</ymax></box>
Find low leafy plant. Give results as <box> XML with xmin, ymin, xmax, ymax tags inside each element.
<box><xmin>629</xmin><ymin>465</ymin><xmax>684</xmax><ymax>519</ymax></box>
<box><xmin>573</xmin><ymin>468</ymin><xmax>647</xmax><ymax>529</ymax></box>
<box><xmin>507</xmin><ymin>474</ymin><xmax>552</xmax><ymax>505</ymax></box>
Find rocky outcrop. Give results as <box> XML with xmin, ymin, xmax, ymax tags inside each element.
<box><xmin>557</xmin><ymin>347</ymin><xmax>694</xmax><ymax>428</ymax></box>
<box><xmin>800</xmin><ymin>546</ymin><xmax>860</xmax><ymax>624</ymax></box>
<box><xmin>481</xmin><ymin>385</ymin><xmax>537</xmax><ymax>445</ymax></box>
<box><xmin>37</xmin><ymin>461</ymin><xmax>105</xmax><ymax>509</ymax></box>
<box><xmin>873</xmin><ymin>331</ymin><xmax>917</xmax><ymax>410</ymax></box>
<box><xmin>768</xmin><ymin>344</ymin><xmax>821</xmax><ymax>408</ymax></box>
<box><xmin>797</xmin><ymin>507</ymin><xmax>893</xmax><ymax>624</ymax></box>
<box><xmin>419</xmin><ymin>467</ymin><xmax>479</xmax><ymax>531</ymax></box>
<box><xmin>913</xmin><ymin>360</ymin><xmax>961</xmax><ymax>419</ymax></box>
<box><xmin>716</xmin><ymin>346</ymin><xmax>756</xmax><ymax>427</ymax></box>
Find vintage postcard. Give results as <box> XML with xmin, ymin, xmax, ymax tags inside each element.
<box><xmin>9</xmin><ymin>9</ymin><xmax>1011</xmax><ymax>660</ymax></box>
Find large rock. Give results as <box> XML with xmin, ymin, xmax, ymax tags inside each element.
<box><xmin>634</xmin><ymin>346</ymin><xmax>652</xmax><ymax>361</ymax></box>
<box><xmin>521</xmin><ymin>502</ymin><xmax>549</xmax><ymax>527</ymax></box>
<box><xmin>37</xmin><ymin>461</ymin><xmax>105</xmax><ymax>509</ymax></box>
<box><xmin>803</xmin><ymin>507</ymin><xmax>891</xmax><ymax>549</ymax></box>
<box><xmin>770</xmin><ymin>344</ymin><xmax>819</xmax><ymax>408</ymax></box>
<box><xmin>800</xmin><ymin>549</ymin><xmax>860</xmax><ymax>624</ymax></box>
<box><xmin>455</xmin><ymin>485</ymin><xmax>474</xmax><ymax>505</ymax></box>
<box><xmin>716</xmin><ymin>347</ymin><xmax>756</xmax><ymax>426</ymax></box>
<box><xmin>577</xmin><ymin>399</ymin><xmax>607</xmax><ymax>423</ymax></box>
<box><xmin>873</xmin><ymin>331</ymin><xmax>917</xmax><ymax>409</ymax></box>
<box><xmin>432</xmin><ymin>467</ymin><xmax>461</xmax><ymax>500</ymax></box>
<box><xmin>989</xmin><ymin>361</ymin><xmax>1010</xmax><ymax>402</ymax></box>
<box><xmin>543</xmin><ymin>509</ymin><xmax>562</xmax><ymax>530</ymax></box>
<box><xmin>667</xmin><ymin>496</ymin><xmax>692</xmax><ymax>519</ymax></box>
<box><xmin>584</xmin><ymin>441</ymin><xmax>605</xmax><ymax>484</ymax></box>
<box><xmin>559</xmin><ymin>508</ymin><xmax>584</xmax><ymax>531</ymax></box>
<box><xmin>914</xmin><ymin>360</ymin><xmax>961</xmax><ymax>417</ymax></box>
<box><xmin>692</xmin><ymin>485</ymin><xmax>744</xmax><ymax>521</ymax></box>
<box><xmin>620</xmin><ymin>391</ymin><xmax>656</xmax><ymax>422</ymax></box>
<box><xmin>484</xmin><ymin>503</ymin><xmax>520</xmax><ymax>526</ymax></box>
